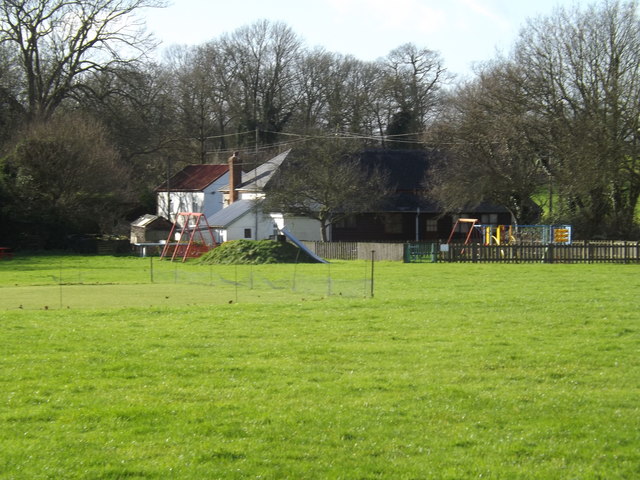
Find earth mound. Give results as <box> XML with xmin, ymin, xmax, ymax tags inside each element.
<box><xmin>198</xmin><ymin>239</ymin><xmax>316</xmax><ymax>265</ymax></box>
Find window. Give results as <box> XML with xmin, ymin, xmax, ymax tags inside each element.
<box><xmin>336</xmin><ymin>215</ymin><xmax>357</xmax><ymax>228</ymax></box>
<box><xmin>244</xmin><ymin>228</ymin><xmax>252</xmax><ymax>239</ymax></box>
<box><xmin>481</xmin><ymin>214</ymin><xmax>498</xmax><ymax>225</ymax></box>
<box><xmin>425</xmin><ymin>219</ymin><xmax>438</xmax><ymax>232</ymax></box>
<box><xmin>384</xmin><ymin>214</ymin><xmax>403</xmax><ymax>234</ymax></box>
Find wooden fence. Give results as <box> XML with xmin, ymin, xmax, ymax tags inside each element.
<box><xmin>440</xmin><ymin>241</ymin><xmax>640</xmax><ymax>263</ymax></box>
<box><xmin>301</xmin><ymin>241</ymin><xmax>404</xmax><ymax>261</ymax></box>
<box><xmin>301</xmin><ymin>240</ymin><xmax>640</xmax><ymax>263</ymax></box>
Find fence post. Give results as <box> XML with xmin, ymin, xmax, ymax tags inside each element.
<box><xmin>370</xmin><ymin>250</ymin><xmax>375</xmax><ymax>298</ymax></box>
<box><xmin>624</xmin><ymin>241</ymin><xmax>629</xmax><ymax>264</ymax></box>
<box><xmin>546</xmin><ymin>244</ymin><xmax>554</xmax><ymax>264</ymax></box>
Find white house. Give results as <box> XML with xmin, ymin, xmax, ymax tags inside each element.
<box><xmin>208</xmin><ymin>150</ymin><xmax>323</xmax><ymax>242</ymax></box>
<box><xmin>155</xmin><ymin>164</ymin><xmax>229</xmax><ymax>223</ymax></box>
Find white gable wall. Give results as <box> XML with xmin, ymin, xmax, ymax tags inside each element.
<box><xmin>270</xmin><ymin>213</ymin><xmax>323</xmax><ymax>241</ymax></box>
<box><xmin>215</xmin><ymin>208</ymin><xmax>279</xmax><ymax>242</ymax></box>
<box><xmin>157</xmin><ymin>191</ymin><xmax>203</xmax><ymax>223</ymax></box>
<box><xmin>201</xmin><ymin>174</ymin><xmax>229</xmax><ymax>217</ymax></box>
<box><xmin>157</xmin><ymin>172</ymin><xmax>229</xmax><ymax>223</ymax></box>
<box><xmin>215</xmin><ymin>209</ymin><xmax>322</xmax><ymax>243</ymax></box>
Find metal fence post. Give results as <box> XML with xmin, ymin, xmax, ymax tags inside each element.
<box><xmin>547</xmin><ymin>244</ymin><xmax>555</xmax><ymax>264</ymax></box>
<box><xmin>370</xmin><ymin>250</ymin><xmax>375</xmax><ymax>298</ymax></box>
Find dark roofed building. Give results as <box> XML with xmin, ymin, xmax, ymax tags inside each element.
<box><xmin>331</xmin><ymin>149</ymin><xmax>511</xmax><ymax>242</ymax></box>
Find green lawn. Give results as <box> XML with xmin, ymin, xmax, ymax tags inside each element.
<box><xmin>1</xmin><ymin>256</ymin><xmax>639</xmax><ymax>479</ymax></box>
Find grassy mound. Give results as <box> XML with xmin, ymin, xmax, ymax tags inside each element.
<box><xmin>198</xmin><ymin>239</ymin><xmax>315</xmax><ymax>264</ymax></box>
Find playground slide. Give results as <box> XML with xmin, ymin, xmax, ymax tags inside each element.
<box><xmin>280</xmin><ymin>228</ymin><xmax>329</xmax><ymax>264</ymax></box>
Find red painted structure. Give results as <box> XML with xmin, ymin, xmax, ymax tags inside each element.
<box><xmin>160</xmin><ymin>213</ymin><xmax>217</xmax><ymax>262</ymax></box>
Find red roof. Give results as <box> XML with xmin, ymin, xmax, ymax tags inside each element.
<box><xmin>155</xmin><ymin>164</ymin><xmax>229</xmax><ymax>191</ymax></box>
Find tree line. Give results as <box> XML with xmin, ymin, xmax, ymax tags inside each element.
<box><xmin>0</xmin><ymin>0</ymin><xmax>638</xmax><ymax>248</ymax></box>
<box><xmin>429</xmin><ymin>0</ymin><xmax>640</xmax><ymax>239</ymax></box>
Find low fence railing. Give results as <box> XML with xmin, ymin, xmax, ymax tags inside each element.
<box><xmin>301</xmin><ymin>240</ymin><xmax>640</xmax><ymax>263</ymax></box>
<box><xmin>308</xmin><ymin>241</ymin><xmax>358</xmax><ymax>260</ymax></box>
<box><xmin>439</xmin><ymin>241</ymin><xmax>640</xmax><ymax>263</ymax></box>
<box><xmin>301</xmin><ymin>241</ymin><xmax>405</xmax><ymax>261</ymax></box>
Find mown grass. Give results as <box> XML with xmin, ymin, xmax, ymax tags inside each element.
<box><xmin>0</xmin><ymin>255</ymin><xmax>639</xmax><ymax>479</ymax></box>
<box><xmin>0</xmin><ymin>255</ymin><xmax>373</xmax><ymax>309</ymax></box>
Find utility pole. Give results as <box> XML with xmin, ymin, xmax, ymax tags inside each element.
<box><xmin>166</xmin><ymin>155</ymin><xmax>172</xmax><ymax>221</ymax></box>
<box><xmin>548</xmin><ymin>173</ymin><xmax>553</xmax><ymax>217</ymax></box>
<box><xmin>254</xmin><ymin>127</ymin><xmax>259</xmax><ymax>239</ymax></box>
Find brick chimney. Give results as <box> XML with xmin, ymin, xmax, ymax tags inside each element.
<box><xmin>228</xmin><ymin>151</ymin><xmax>241</xmax><ymax>204</ymax></box>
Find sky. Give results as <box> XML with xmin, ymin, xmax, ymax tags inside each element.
<box><xmin>142</xmin><ymin>0</ymin><xmax>592</xmax><ymax>78</ymax></box>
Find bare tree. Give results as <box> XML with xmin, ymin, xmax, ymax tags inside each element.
<box><xmin>427</xmin><ymin>62</ymin><xmax>545</xmax><ymax>224</ymax></box>
<box><xmin>293</xmin><ymin>48</ymin><xmax>341</xmax><ymax>133</ymax></box>
<box><xmin>0</xmin><ymin>42</ymin><xmax>22</xmax><ymax>143</ymax></box>
<box><xmin>0</xmin><ymin>0</ymin><xmax>165</xmax><ymax>120</ymax></box>
<box><xmin>294</xmin><ymin>52</ymin><xmax>385</xmax><ymax>139</ymax></box>
<box><xmin>219</xmin><ymin>20</ymin><xmax>302</xmax><ymax>146</ymax></box>
<box><xmin>513</xmin><ymin>0</ymin><xmax>640</xmax><ymax>237</ymax></box>
<box><xmin>162</xmin><ymin>44</ymin><xmax>226</xmax><ymax>164</ymax></box>
<box><xmin>263</xmin><ymin>138</ymin><xmax>392</xmax><ymax>241</ymax></box>
<box><xmin>382</xmin><ymin>43</ymin><xmax>448</xmax><ymax>147</ymax></box>
<box><xmin>79</xmin><ymin>62</ymin><xmax>177</xmax><ymax>188</ymax></box>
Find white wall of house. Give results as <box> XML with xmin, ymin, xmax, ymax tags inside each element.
<box><xmin>157</xmin><ymin>191</ymin><xmax>203</xmax><ymax>222</ymax></box>
<box><xmin>157</xmin><ymin>173</ymin><xmax>229</xmax><ymax>223</ymax></box>
<box><xmin>216</xmin><ymin>210</ymin><xmax>279</xmax><ymax>243</ymax></box>
<box><xmin>270</xmin><ymin>213</ymin><xmax>323</xmax><ymax>241</ymax></box>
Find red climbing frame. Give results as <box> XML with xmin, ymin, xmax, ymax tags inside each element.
<box><xmin>160</xmin><ymin>213</ymin><xmax>217</xmax><ymax>262</ymax></box>
<box><xmin>446</xmin><ymin>218</ymin><xmax>480</xmax><ymax>245</ymax></box>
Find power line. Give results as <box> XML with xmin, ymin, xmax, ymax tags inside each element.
<box><xmin>177</xmin><ymin>129</ymin><xmax>435</xmax><ymax>161</ymax></box>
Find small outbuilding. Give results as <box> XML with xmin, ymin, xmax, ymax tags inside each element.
<box><xmin>130</xmin><ymin>214</ymin><xmax>173</xmax><ymax>244</ymax></box>
<box><xmin>130</xmin><ymin>214</ymin><xmax>173</xmax><ymax>255</ymax></box>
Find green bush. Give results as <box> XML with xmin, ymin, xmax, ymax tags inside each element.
<box><xmin>198</xmin><ymin>239</ymin><xmax>315</xmax><ymax>264</ymax></box>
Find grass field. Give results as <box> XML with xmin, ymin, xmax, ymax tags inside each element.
<box><xmin>1</xmin><ymin>255</ymin><xmax>639</xmax><ymax>479</ymax></box>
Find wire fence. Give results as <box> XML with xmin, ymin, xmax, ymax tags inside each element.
<box><xmin>1</xmin><ymin>258</ymin><xmax>375</xmax><ymax>311</ymax></box>
<box><xmin>148</xmin><ymin>261</ymin><xmax>374</xmax><ymax>298</ymax></box>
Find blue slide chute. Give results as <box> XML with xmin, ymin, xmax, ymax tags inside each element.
<box><xmin>279</xmin><ymin>228</ymin><xmax>329</xmax><ymax>264</ymax></box>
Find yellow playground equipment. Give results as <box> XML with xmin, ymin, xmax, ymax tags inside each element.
<box><xmin>447</xmin><ymin>220</ymin><xmax>572</xmax><ymax>246</ymax></box>
<box><xmin>483</xmin><ymin>225</ymin><xmax>517</xmax><ymax>245</ymax></box>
